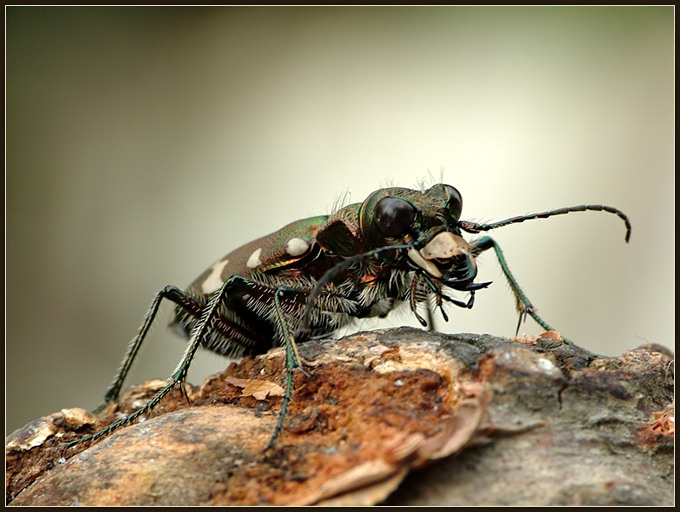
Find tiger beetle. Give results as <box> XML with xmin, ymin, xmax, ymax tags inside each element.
<box><xmin>66</xmin><ymin>184</ymin><xmax>631</xmax><ymax>451</ymax></box>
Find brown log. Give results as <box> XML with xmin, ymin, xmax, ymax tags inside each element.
<box><xmin>6</xmin><ymin>327</ymin><xmax>674</xmax><ymax>506</ymax></box>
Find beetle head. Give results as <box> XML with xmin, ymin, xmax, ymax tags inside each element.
<box><xmin>357</xmin><ymin>184</ymin><xmax>479</xmax><ymax>289</ymax></box>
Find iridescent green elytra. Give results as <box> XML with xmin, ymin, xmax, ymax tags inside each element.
<box><xmin>67</xmin><ymin>183</ymin><xmax>631</xmax><ymax>450</ymax></box>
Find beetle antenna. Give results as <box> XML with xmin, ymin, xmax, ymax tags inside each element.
<box><xmin>459</xmin><ymin>204</ymin><xmax>631</xmax><ymax>243</ymax></box>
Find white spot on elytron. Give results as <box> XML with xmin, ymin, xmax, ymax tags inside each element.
<box><xmin>246</xmin><ymin>247</ymin><xmax>263</xmax><ymax>269</ymax></box>
<box><xmin>286</xmin><ymin>237</ymin><xmax>309</xmax><ymax>256</ymax></box>
<box><xmin>201</xmin><ymin>259</ymin><xmax>230</xmax><ymax>294</ymax></box>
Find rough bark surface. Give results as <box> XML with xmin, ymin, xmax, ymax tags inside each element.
<box><xmin>6</xmin><ymin>327</ymin><xmax>674</xmax><ymax>506</ymax></box>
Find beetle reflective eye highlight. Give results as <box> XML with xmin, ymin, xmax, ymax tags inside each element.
<box><xmin>444</xmin><ymin>185</ymin><xmax>463</xmax><ymax>220</ymax></box>
<box><xmin>374</xmin><ymin>197</ymin><xmax>416</xmax><ymax>237</ymax></box>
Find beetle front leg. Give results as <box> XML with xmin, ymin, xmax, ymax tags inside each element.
<box><xmin>471</xmin><ymin>236</ymin><xmax>569</xmax><ymax>342</ymax></box>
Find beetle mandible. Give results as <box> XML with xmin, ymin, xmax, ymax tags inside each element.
<box><xmin>68</xmin><ymin>183</ymin><xmax>631</xmax><ymax>449</ymax></box>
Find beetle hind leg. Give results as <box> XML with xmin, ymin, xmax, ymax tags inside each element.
<box><xmin>66</xmin><ymin>277</ymin><xmax>235</xmax><ymax>451</ymax></box>
<box><xmin>102</xmin><ymin>285</ymin><xmax>204</xmax><ymax>406</ymax></box>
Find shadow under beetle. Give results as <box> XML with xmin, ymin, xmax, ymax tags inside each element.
<box><xmin>67</xmin><ymin>183</ymin><xmax>631</xmax><ymax>450</ymax></box>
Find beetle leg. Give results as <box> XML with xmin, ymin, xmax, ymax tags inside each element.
<box><xmin>102</xmin><ymin>285</ymin><xmax>203</xmax><ymax>406</ymax></box>
<box><xmin>66</xmin><ymin>276</ymin><xmax>234</xmax><ymax>450</ymax></box>
<box><xmin>103</xmin><ymin>282</ymin><xmax>262</xmax><ymax>408</ymax></box>
<box><xmin>265</xmin><ymin>283</ymin><xmax>362</xmax><ymax>448</ymax></box>
<box><xmin>471</xmin><ymin>236</ymin><xmax>571</xmax><ymax>343</ymax></box>
<box><xmin>266</xmin><ymin>287</ymin><xmax>310</xmax><ymax>449</ymax></box>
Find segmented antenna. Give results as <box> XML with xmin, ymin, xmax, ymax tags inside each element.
<box><xmin>459</xmin><ymin>204</ymin><xmax>631</xmax><ymax>243</ymax></box>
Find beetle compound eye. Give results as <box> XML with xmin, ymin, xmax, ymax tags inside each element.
<box><xmin>444</xmin><ymin>185</ymin><xmax>463</xmax><ymax>220</ymax></box>
<box><xmin>374</xmin><ymin>197</ymin><xmax>416</xmax><ymax>237</ymax></box>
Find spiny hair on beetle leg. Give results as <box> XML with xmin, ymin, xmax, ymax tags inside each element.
<box><xmin>388</xmin><ymin>267</ymin><xmax>410</xmax><ymax>290</ymax></box>
<box><xmin>313</xmin><ymin>292</ymin><xmax>359</xmax><ymax>316</ymax></box>
<box><xmin>356</xmin><ymin>270</ymin><xmax>409</xmax><ymax>309</ymax></box>
<box><xmin>202</xmin><ymin>330</ymin><xmax>249</xmax><ymax>359</ymax></box>
<box><xmin>254</xmin><ymin>273</ymin><xmax>317</xmax><ymax>291</ymax></box>
<box><xmin>255</xmin><ymin>273</ymin><xmax>360</xmax><ymax>316</ymax></box>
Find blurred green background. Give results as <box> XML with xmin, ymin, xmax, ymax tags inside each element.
<box><xmin>6</xmin><ymin>6</ymin><xmax>674</xmax><ymax>434</ymax></box>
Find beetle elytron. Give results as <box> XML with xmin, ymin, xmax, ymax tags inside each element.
<box><xmin>68</xmin><ymin>183</ymin><xmax>631</xmax><ymax>449</ymax></box>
